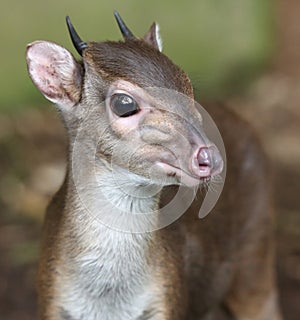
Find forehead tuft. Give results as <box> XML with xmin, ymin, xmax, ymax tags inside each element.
<box><xmin>83</xmin><ymin>40</ymin><xmax>193</xmax><ymax>97</ymax></box>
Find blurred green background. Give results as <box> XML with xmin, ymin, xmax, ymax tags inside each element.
<box><xmin>1</xmin><ymin>1</ymin><xmax>300</xmax><ymax>319</ymax></box>
<box><xmin>0</xmin><ymin>0</ymin><xmax>274</xmax><ymax>110</ymax></box>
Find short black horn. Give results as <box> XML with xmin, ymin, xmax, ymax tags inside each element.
<box><xmin>114</xmin><ymin>11</ymin><xmax>135</xmax><ymax>39</ymax></box>
<box><xmin>66</xmin><ymin>16</ymin><xmax>87</xmax><ymax>56</ymax></box>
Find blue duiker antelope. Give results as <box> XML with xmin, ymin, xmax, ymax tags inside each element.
<box><xmin>26</xmin><ymin>12</ymin><xmax>281</xmax><ymax>320</ymax></box>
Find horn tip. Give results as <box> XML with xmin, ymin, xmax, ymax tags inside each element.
<box><xmin>65</xmin><ymin>15</ymin><xmax>87</xmax><ymax>56</ymax></box>
<box><xmin>113</xmin><ymin>10</ymin><xmax>120</xmax><ymax>19</ymax></box>
<box><xmin>113</xmin><ymin>10</ymin><xmax>135</xmax><ymax>39</ymax></box>
<box><xmin>66</xmin><ymin>16</ymin><xmax>71</xmax><ymax>28</ymax></box>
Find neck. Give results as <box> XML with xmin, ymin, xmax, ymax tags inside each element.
<box><xmin>68</xmin><ymin>156</ymin><xmax>162</xmax><ymax>233</ymax></box>
<box><xmin>59</xmin><ymin>159</ymin><xmax>160</xmax><ymax>311</ymax></box>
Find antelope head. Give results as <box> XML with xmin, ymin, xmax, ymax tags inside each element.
<box><xmin>26</xmin><ymin>12</ymin><xmax>223</xmax><ymax>189</ymax></box>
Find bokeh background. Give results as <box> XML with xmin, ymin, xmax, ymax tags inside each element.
<box><xmin>0</xmin><ymin>0</ymin><xmax>299</xmax><ymax>319</ymax></box>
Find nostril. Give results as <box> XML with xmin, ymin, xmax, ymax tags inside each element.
<box><xmin>191</xmin><ymin>145</ymin><xmax>223</xmax><ymax>178</ymax></box>
<box><xmin>197</xmin><ymin>147</ymin><xmax>211</xmax><ymax>167</ymax></box>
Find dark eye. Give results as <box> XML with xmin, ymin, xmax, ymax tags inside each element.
<box><xmin>110</xmin><ymin>94</ymin><xmax>139</xmax><ymax>117</ymax></box>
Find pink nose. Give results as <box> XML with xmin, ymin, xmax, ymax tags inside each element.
<box><xmin>191</xmin><ymin>146</ymin><xmax>223</xmax><ymax>178</ymax></box>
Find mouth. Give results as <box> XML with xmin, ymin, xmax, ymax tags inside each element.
<box><xmin>155</xmin><ymin>161</ymin><xmax>209</xmax><ymax>187</ymax></box>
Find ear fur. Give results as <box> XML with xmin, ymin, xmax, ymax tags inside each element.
<box><xmin>143</xmin><ymin>22</ymin><xmax>163</xmax><ymax>52</ymax></box>
<box><xmin>26</xmin><ymin>41</ymin><xmax>83</xmax><ymax>109</ymax></box>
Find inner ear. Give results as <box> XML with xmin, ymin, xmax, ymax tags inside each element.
<box><xmin>26</xmin><ymin>41</ymin><xmax>83</xmax><ymax>108</ymax></box>
<box><xmin>143</xmin><ymin>22</ymin><xmax>163</xmax><ymax>52</ymax></box>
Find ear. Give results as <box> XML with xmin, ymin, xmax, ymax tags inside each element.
<box><xmin>143</xmin><ymin>22</ymin><xmax>163</xmax><ymax>52</ymax></box>
<box><xmin>26</xmin><ymin>41</ymin><xmax>83</xmax><ymax>109</ymax></box>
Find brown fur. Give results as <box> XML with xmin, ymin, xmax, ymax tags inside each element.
<box><xmin>84</xmin><ymin>40</ymin><xmax>193</xmax><ymax>97</ymax></box>
<box><xmin>27</xmin><ymin>26</ymin><xmax>281</xmax><ymax>320</ymax></box>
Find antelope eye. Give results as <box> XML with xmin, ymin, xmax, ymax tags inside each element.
<box><xmin>110</xmin><ymin>94</ymin><xmax>139</xmax><ymax>117</ymax></box>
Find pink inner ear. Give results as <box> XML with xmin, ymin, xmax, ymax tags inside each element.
<box><xmin>32</xmin><ymin>61</ymin><xmax>63</xmax><ymax>100</ymax></box>
<box><xmin>26</xmin><ymin>41</ymin><xmax>80</xmax><ymax>106</ymax></box>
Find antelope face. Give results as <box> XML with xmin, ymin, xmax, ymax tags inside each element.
<box><xmin>83</xmin><ymin>39</ymin><xmax>223</xmax><ymax>187</ymax></box>
<box><xmin>26</xmin><ymin>14</ymin><xmax>223</xmax><ymax>188</ymax></box>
